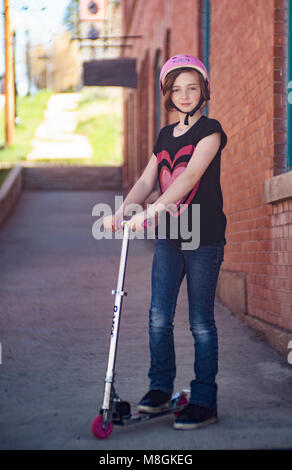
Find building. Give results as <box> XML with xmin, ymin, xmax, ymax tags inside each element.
<box><xmin>79</xmin><ymin>0</ymin><xmax>122</xmax><ymax>61</ymax></box>
<box><xmin>121</xmin><ymin>0</ymin><xmax>292</xmax><ymax>358</ymax></box>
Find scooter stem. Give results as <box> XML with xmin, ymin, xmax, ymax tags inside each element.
<box><xmin>101</xmin><ymin>221</ymin><xmax>131</xmax><ymax>412</ymax></box>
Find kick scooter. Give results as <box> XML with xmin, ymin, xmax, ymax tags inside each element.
<box><xmin>91</xmin><ymin>219</ymin><xmax>189</xmax><ymax>439</ymax></box>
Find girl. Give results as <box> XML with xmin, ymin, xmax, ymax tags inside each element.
<box><xmin>103</xmin><ymin>55</ymin><xmax>227</xmax><ymax>430</ymax></box>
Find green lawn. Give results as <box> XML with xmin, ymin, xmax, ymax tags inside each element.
<box><xmin>76</xmin><ymin>112</ymin><xmax>122</xmax><ymax>166</ymax></box>
<box><xmin>0</xmin><ymin>87</ymin><xmax>123</xmax><ymax>187</ymax></box>
<box><xmin>32</xmin><ymin>87</ymin><xmax>123</xmax><ymax>166</ymax></box>
<box><xmin>73</xmin><ymin>87</ymin><xmax>123</xmax><ymax>166</ymax></box>
<box><xmin>0</xmin><ymin>168</ymin><xmax>11</xmax><ymax>187</ymax></box>
<box><xmin>0</xmin><ymin>90</ymin><xmax>53</xmax><ymax>166</ymax></box>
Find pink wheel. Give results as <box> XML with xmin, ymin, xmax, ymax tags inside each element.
<box><xmin>91</xmin><ymin>414</ymin><xmax>113</xmax><ymax>439</ymax></box>
<box><xmin>174</xmin><ymin>394</ymin><xmax>188</xmax><ymax>417</ymax></box>
<box><xmin>178</xmin><ymin>394</ymin><xmax>188</xmax><ymax>406</ymax></box>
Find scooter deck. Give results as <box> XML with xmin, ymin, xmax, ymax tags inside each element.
<box><xmin>112</xmin><ymin>393</ymin><xmax>188</xmax><ymax>427</ymax></box>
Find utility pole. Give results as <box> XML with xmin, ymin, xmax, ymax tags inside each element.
<box><xmin>25</xmin><ymin>29</ymin><xmax>32</xmax><ymax>96</ymax></box>
<box><xmin>4</xmin><ymin>0</ymin><xmax>15</xmax><ymax>145</ymax></box>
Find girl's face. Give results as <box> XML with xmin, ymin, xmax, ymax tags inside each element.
<box><xmin>171</xmin><ymin>71</ymin><xmax>201</xmax><ymax>113</ymax></box>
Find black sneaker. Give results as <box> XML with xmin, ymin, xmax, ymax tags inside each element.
<box><xmin>137</xmin><ymin>390</ymin><xmax>171</xmax><ymax>414</ymax></box>
<box><xmin>173</xmin><ymin>403</ymin><xmax>218</xmax><ymax>430</ymax></box>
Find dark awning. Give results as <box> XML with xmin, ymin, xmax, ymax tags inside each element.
<box><xmin>83</xmin><ymin>58</ymin><xmax>137</xmax><ymax>88</ymax></box>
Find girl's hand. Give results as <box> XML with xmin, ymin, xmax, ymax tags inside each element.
<box><xmin>128</xmin><ymin>207</ymin><xmax>158</xmax><ymax>232</ymax></box>
<box><xmin>103</xmin><ymin>213</ymin><xmax>123</xmax><ymax>232</ymax></box>
<box><xmin>128</xmin><ymin>211</ymin><xmax>146</xmax><ymax>232</ymax></box>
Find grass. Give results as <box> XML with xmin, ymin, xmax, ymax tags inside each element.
<box><xmin>0</xmin><ymin>89</ymin><xmax>54</xmax><ymax>167</ymax></box>
<box><xmin>73</xmin><ymin>87</ymin><xmax>123</xmax><ymax>166</ymax></box>
<box><xmin>33</xmin><ymin>87</ymin><xmax>123</xmax><ymax>166</ymax></box>
<box><xmin>0</xmin><ymin>168</ymin><xmax>11</xmax><ymax>187</ymax></box>
<box><xmin>0</xmin><ymin>87</ymin><xmax>123</xmax><ymax>177</ymax></box>
<box><xmin>78</xmin><ymin>87</ymin><xmax>123</xmax><ymax>166</ymax></box>
<box><xmin>76</xmin><ymin>112</ymin><xmax>122</xmax><ymax>166</ymax></box>
<box><xmin>77</xmin><ymin>87</ymin><xmax>109</xmax><ymax>109</ymax></box>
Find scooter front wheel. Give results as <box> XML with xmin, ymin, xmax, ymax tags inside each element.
<box><xmin>91</xmin><ymin>414</ymin><xmax>113</xmax><ymax>439</ymax></box>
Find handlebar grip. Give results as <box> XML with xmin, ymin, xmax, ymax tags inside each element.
<box><xmin>143</xmin><ymin>219</ymin><xmax>152</xmax><ymax>228</ymax></box>
<box><xmin>117</xmin><ymin>219</ymin><xmax>152</xmax><ymax>230</ymax></box>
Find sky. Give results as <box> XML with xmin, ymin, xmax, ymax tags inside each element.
<box><xmin>1</xmin><ymin>0</ymin><xmax>72</xmax><ymax>95</ymax></box>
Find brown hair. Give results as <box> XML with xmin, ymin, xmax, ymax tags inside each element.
<box><xmin>162</xmin><ymin>67</ymin><xmax>210</xmax><ymax>112</ymax></box>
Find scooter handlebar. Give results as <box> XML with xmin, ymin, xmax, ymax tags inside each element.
<box><xmin>117</xmin><ymin>218</ymin><xmax>152</xmax><ymax>230</ymax></box>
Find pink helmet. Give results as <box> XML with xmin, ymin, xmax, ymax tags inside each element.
<box><xmin>160</xmin><ymin>54</ymin><xmax>209</xmax><ymax>91</ymax></box>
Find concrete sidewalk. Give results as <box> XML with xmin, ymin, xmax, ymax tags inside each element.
<box><xmin>0</xmin><ymin>190</ymin><xmax>291</xmax><ymax>450</ymax></box>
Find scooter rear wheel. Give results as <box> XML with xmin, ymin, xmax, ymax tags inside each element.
<box><xmin>174</xmin><ymin>394</ymin><xmax>188</xmax><ymax>418</ymax></box>
<box><xmin>91</xmin><ymin>414</ymin><xmax>113</xmax><ymax>439</ymax></box>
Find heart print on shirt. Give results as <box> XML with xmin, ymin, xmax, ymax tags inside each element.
<box><xmin>157</xmin><ymin>144</ymin><xmax>201</xmax><ymax>217</ymax></box>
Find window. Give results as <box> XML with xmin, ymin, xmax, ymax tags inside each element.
<box><xmin>199</xmin><ymin>0</ymin><xmax>210</xmax><ymax>116</ymax></box>
<box><xmin>154</xmin><ymin>50</ymin><xmax>162</xmax><ymax>138</ymax></box>
<box><xmin>288</xmin><ymin>0</ymin><xmax>292</xmax><ymax>170</ymax></box>
<box><xmin>164</xmin><ymin>29</ymin><xmax>171</xmax><ymax>125</ymax></box>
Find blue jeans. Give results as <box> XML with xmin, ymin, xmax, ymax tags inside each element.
<box><xmin>148</xmin><ymin>238</ymin><xmax>224</xmax><ymax>409</ymax></box>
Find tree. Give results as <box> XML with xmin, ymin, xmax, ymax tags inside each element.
<box><xmin>30</xmin><ymin>32</ymin><xmax>82</xmax><ymax>92</ymax></box>
<box><xmin>30</xmin><ymin>44</ymin><xmax>47</xmax><ymax>90</ymax></box>
<box><xmin>63</xmin><ymin>0</ymin><xmax>80</xmax><ymax>37</ymax></box>
<box><xmin>50</xmin><ymin>32</ymin><xmax>82</xmax><ymax>92</ymax></box>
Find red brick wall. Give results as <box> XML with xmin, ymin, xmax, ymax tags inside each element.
<box><xmin>212</xmin><ymin>0</ymin><xmax>292</xmax><ymax>343</ymax></box>
<box><xmin>211</xmin><ymin>0</ymin><xmax>275</xmax><ymax>310</ymax></box>
<box><xmin>121</xmin><ymin>0</ymin><xmax>292</xmax><ymax>357</ymax></box>
<box><xmin>274</xmin><ymin>0</ymin><xmax>289</xmax><ymax>175</ymax></box>
<box><xmin>122</xmin><ymin>0</ymin><xmax>201</xmax><ymax>187</ymax></box>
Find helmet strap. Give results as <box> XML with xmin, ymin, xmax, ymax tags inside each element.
<box><xmin>170</xmin><ymin>94</ymin><xmax>205</xmax><ymax>125</ymax></box>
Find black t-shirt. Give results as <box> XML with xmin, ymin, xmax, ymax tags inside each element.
<box><xmin>153</xmin><ymin>115</ymin><xmax>227</xmax><ymax>249</ymax></box>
